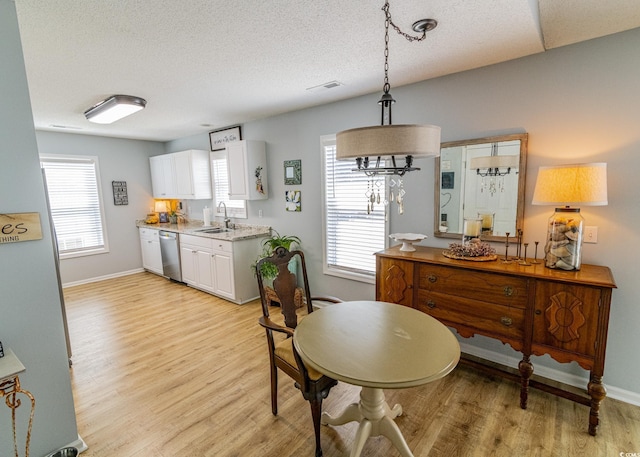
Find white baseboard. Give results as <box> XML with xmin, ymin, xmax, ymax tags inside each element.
<box><xmin>61</xmin><ymin>268</ymin><xmax>144</xmax><ymax>288</ymax></box>
<box><xmin>459</xmin><ymin>341</ymin><xmax>640</xmax><ymax>407</ymax></box>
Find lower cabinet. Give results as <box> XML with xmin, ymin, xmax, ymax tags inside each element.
<box><xmin>139</xmin><ymin>228</ymin><xmax>163</xmax><ymax>275</ymax></box>
<box><xmin>180</xmin><ymin>240</ymin><xmax>215</xmax><ymax>293</ymax></box>
<box><xmin>179</xmin><ymin>234</ymin><xmax>259</xmax><ymax>304</ymax></box>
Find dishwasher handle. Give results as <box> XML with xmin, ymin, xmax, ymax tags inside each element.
<box><xmin>159</xmin><ymin>231</ymin><xmax>177</xmax><ymax>240</ymax></box>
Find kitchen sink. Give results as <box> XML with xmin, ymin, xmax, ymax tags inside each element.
<box><xmin>195</xmin><ymin>227</ymin><xmax>231</xmax><ymax>234</ymax></box>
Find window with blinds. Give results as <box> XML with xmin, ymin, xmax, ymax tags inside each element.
<box><xmin>40</xmin><ymin>155</ymin><xmax>109</xmax><ymax>258</ymax></box>
<box><xmin>211</xmin><ymin>153</ymin><xmax>247</xmax><ymax>218</ymax></box>
<box><xmin>321</xmin><ymin>136</ymin><xmax>387</xmax><ymax>282</ymax></box>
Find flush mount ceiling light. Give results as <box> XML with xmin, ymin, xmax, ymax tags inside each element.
<box><xmin>336</xmin><ymin>1</ymin><xmax>441</xmax><ymax>177</ymax></box>
<box><xmin>84</xmin><ymin>95</ymin><xmax>147</xmax><ymax>124</ymax></box>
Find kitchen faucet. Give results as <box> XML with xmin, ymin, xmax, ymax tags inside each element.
<box><xmin>218</xmin><ymin>201</ymin><xmax>231</xmax><ymax>229</ymax></box>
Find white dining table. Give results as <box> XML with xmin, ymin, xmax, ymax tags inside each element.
<box><xmin>293</xmin><ymin>300</ymin><xmax>460</xmax><ymax>457</ymax></box>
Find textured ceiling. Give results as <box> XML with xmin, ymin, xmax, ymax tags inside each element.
<box><xmin>13</xmin><ymin>0</ymin><xmax>640</xmax><ymax>142</ymax></box>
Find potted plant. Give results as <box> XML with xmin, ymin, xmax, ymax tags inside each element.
<box><xmin>253</xmin><ymin>230</ymin><xmax>301</xmax><ymax>280</ymax></box>
<box><xmin>262</xmin><ymin>230</ymin><xmax>301</xmax><ymax>253</ymax></box>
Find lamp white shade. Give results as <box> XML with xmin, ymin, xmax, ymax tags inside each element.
<box><xmin>532</xmin><ymin>162</ymin><xmax>608</xmax><ymax>206</ymax></box>
<box><xmin>154</xmin><ymin>201</ymin><xmax>168</xmax><ymax>213</ymax></box>
<box><xmin>84</xmin><ymin>95</ymin><xmax>146</xmax><ymax>124</ymax></box>
<box><xmin>336</xmin><ymin>124</ymin><xmax>441</xmax><ymax>160</ymax></box>
<box><xmin>469</xmin><ymin>154</ymin><xmax>519</xmax><ymax>170</ymax></box>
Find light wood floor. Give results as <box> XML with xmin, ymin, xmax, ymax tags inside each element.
<box><xmin>64</xmin><ymin>272</ymin><xmax>640</xmax><ymax>457</ymax></box>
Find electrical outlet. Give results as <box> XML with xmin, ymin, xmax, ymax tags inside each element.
<box><xmin>584</xmin><ymin>226</ymin><xmax>598</xmax><ymax>243</ymax></box>
<box><xmin>258</xmin><ymin>209</ymin><xmax>263</xmax><ymax>218</ymax></box>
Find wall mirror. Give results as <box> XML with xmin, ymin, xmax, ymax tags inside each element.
<box><xmin>434</xmin><ymin>133</ymin><xmax>528</xmax><ymax>242</ymax></box>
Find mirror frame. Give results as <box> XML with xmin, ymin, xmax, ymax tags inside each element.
<box><xmin>434</xmin><ymin>133</ymin><xmax>528</xmax><ymax>242</ymax></box>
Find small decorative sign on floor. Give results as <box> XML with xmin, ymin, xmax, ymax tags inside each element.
<box><xmin>0</xmin><ymin>212</ymin><xmax>43</xmax><ymax>244</ymax></box>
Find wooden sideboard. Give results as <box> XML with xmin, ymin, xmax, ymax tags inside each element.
<box><xmin>375</xmin><ymin>246</ymin><xmax>616</xmax><ymax>436</ymax></box>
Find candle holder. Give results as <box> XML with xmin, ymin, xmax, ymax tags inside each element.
<box><xmin>462</xmin><ymin>217</ymin><xmax>482</xmax><ymax>244</ymax></box>
<box><xmin>519</xmin><ymin>243</ymin><xmax>531</xmax><ymax>266</ymax></box>
<box><xmin>478</xmin><ymin>212</ymin><xmax>494</xmax><ymax>236</ymax></box>
<box><xmin>531</xmin><ymin>241</ymin><xmax>540</xmax><ymax>264</ymax></box>
<box><xmin>502</xmin><ymin>232</ymin><xmax>512</xmax><ymax>263</ymax></box>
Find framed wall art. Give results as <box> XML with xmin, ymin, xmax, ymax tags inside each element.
<box><xmin>285</xmin><ymin>190</ymin><xmax>301</xmax><ymax>212</ymax></box>
<box><xmin>441</xmin><ymin>172</ymin><xmax>455</xmax><ymax>190</ymax></box>
<box><xmin>284</xmin><ymin>159</ymin><xmax>301</xmax><ymax>185</ymax></box>
<box><xmin>112</xmin><ymin>180</ymin><xmax>128</xmax><ymax>205</ymax></box>
<box><xmin>209</xmin><ymin>125</ymin><xmax>242</xmax><ymax>151</ymax></box>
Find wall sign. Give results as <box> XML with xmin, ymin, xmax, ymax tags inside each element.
<box><xmin>209</xmin><ymin>125</ymin><xmax>242</xmax><ymax>151</ymax></box>
<box><xmin>112</xmin><ymin>181</ymin><xmax>128</xmax><ymax>205</ymax></box>
<box><xmin>0</xmin><ymin>212</ymin><xmax>43</xmax><ymax>244</ymax></box>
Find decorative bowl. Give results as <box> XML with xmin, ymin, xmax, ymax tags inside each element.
<box><xmin>389</xmin><ymin>233</ymin><xmax>427</xmax><ymax>252</ymax></box>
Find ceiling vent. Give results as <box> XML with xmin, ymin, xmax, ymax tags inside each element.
<box><xmin>306</xmin><ymin>80</ymin><xmax>344</xmax><ymax>93</ymax></box>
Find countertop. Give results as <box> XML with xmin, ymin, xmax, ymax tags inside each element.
<box><xmin>136</xmin><ymin>220</ymin><xmax>271</xmax><ymax>242</ymax></box>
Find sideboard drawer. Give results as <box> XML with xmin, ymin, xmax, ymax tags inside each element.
<box><xmin>416</xmin><ymin>289</ymin><xmax>526</xmax><ymax>342</ymax></box>
<box><xmin>416</xmin><ymin>264</ymin><xmax>528</xmax><ymax>308</ymax></box>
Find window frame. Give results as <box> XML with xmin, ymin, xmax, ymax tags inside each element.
<box><xmin>40</xmin><ymin>154</ymin><xmax>110</xmax><ymax>259</ymax></box>
<box><xmin>210</xmin><ymin>150</ymin><xmax>247</xmax><ymax>219</ymax></box>
<box><xmin>320</xmin><ymin>134</ymin><xmax>388</xmax><ymax>284</ymax></box>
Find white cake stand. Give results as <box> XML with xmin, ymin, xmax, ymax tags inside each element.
<box><xmin>389</xmin><ymin>233</ymin><xmax>427</xmax><ymax>252</ymax></box>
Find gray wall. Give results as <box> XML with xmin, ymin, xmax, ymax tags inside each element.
<box><xmin>36</xmin><ymin>131</ymin><xmax>164</xmax><ymax>285</ymax></box>
<box><xmin>0</xmin><ymin>1</ymin><xmax>78</xmax><ymax>454</ymax></box>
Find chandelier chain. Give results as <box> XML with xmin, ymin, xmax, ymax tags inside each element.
<box><xmin>382</xmin><ymin>1</ymin><xmax>427</xmax><ymax>94</ymax></box>
<box><xmin>382</xmin><ymin>2</ymin><xmax>428</xmax><ymax>43</ymax></box>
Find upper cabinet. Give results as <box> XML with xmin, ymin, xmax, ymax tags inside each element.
<box><xmin>226</xmin><ymin>140</ymin><xmax>268</xmax><ymax>200</ymax></box>
<box><xmin>150</xmin><ymin>150</ymin><xmax>211</xmax><ymax>199</ymax></box>
<box><xmin>150</xmin><ymin>154</ymin><xmax>176</xmax><ymax>198</ymax></box>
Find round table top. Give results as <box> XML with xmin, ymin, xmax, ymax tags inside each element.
<box><xmin>293</xmin><ymin>301</ymin><xmax>460</xmax><ymax>389</ymax></box>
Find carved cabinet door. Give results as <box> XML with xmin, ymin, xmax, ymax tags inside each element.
<box><xmin>532</xmin><ymin>281</ymin><xmax>603</xmax><ymax>369</ymax></box>
<box><xmin>376</xmin><ymin>257</ymin><xmax>414</xmax><ymax>307</ymax></box>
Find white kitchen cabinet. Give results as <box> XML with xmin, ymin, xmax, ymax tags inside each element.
<box><xmin>149</xmin><ymin>154</ymin><xmax>176</xmax><ymax>198</ymax></box>
<box><xmin>150</xmin><ymin>150</ymin><xmax>211</xmax><ymax>199</ymax></box>
<box><xmin>139</xmin><ymin>228</ymin><xmax>163</xmax><ymax>275</ymax></box>
<box><xmin>180</xmin><ymin>235</ymin><xmax>215</xmax><ymax>293</ymax></box>
<box><xmin>179</xmin><ymin>233</ymin><xmax>260</xmax><ymax>304</ymax></box>
<box><xmin>211</xmin><ymin>240</ymin><xmax>234</xmax><ymax>300</ymax></box>
<box><xmin>226</xmin><ymin>140</ymin><xmax>268</xmax><ymax>200</ymax></box>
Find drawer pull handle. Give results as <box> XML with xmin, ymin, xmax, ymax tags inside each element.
<box><xmin>428</xmin><ymin>275</ymin><xmax>437</xmax><ymax>283</ymax></box>
<box><xmin>503</xmin><ymin>286</ymin><xmax>514</xmax><ymax>296</ymax></box>
<box><xmin>535</xmin><ymin>309</ymin><xmax>542</xmax><ymax>315</ymax></box>
<box><xmin>500</xmin><ymin>316</ymin><xmax>513</xmax><ymax>327</ymax></box>
<box><xmin>426</xmin><ymin>300</ymin><xmax>436</xmax><ymax>309</ymax></box>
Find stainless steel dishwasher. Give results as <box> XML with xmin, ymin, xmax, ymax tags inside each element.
<box><xmin>158</xmin><ymin>231</ymin><xmax>183</xmax><ymax>282</ymax></box>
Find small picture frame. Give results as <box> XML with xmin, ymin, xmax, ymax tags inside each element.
<box><xmin>112</xmin><ymin>181</ymin><xmax>128</xmax><ymax>205</ymax></box>
<box><xmin>209</xmin><ymin>125</ymin><xmax>242</xmax><ymax>151</ymax></box>
<box><xmin>441</xmin><ymin>172</ymin><xmax>455</xmax><ymax>189</ymax></box>
<box><xmin>284</xmin><ymin>159</ymin><xmax>301</xmax><ymax>185</ymax></box>
<box><xmin>286</xmin><ymin>190</ymin><xmax>301</xmax><ymax>212</ymax></box>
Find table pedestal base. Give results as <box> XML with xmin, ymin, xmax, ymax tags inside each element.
<box><xmin>322</xmin><ymin>387</ymin><xmax>414</xmax><ymax>457</ymax></box>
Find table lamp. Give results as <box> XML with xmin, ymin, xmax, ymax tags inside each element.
<box><xmin>532</xmin><ymin>163</ymin><xmax>607</xmax><ymax>270</ymax></box>
<box><xmin>154</xmin><ymin>200</ymin><xmax>169</xmax><ymax>223</ymax></box>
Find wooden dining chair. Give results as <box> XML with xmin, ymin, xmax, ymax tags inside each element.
<box><xmin>256</xmin><ymin>246</ymin><xmax>341</xmax><ymax>457</ymax></box>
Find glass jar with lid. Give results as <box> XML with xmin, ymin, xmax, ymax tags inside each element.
<box><xmin>544</xmin><ymin>207</ymin><xmax>584</xmax><ymax>270</ymax></box>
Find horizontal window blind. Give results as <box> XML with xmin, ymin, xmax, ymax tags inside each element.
<box><xmin>41</xmin><ymin>155</ymin><xmax>108</xmax><ymax>256</ymax></box>
<box><xmin>211</xmin><ymin>155</ymin><xmax>247</xmax><ymax>218</ymax></box>
<box><xmin>323</xmin><ymin>139</ymin><xmax>386</xmax><ymax>277</ymax></box>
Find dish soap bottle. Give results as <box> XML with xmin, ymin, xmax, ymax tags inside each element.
<box><xmin>203</xmin><ymin>206</ymin><xmax>211</xmax><ymax>226</ymax></box>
